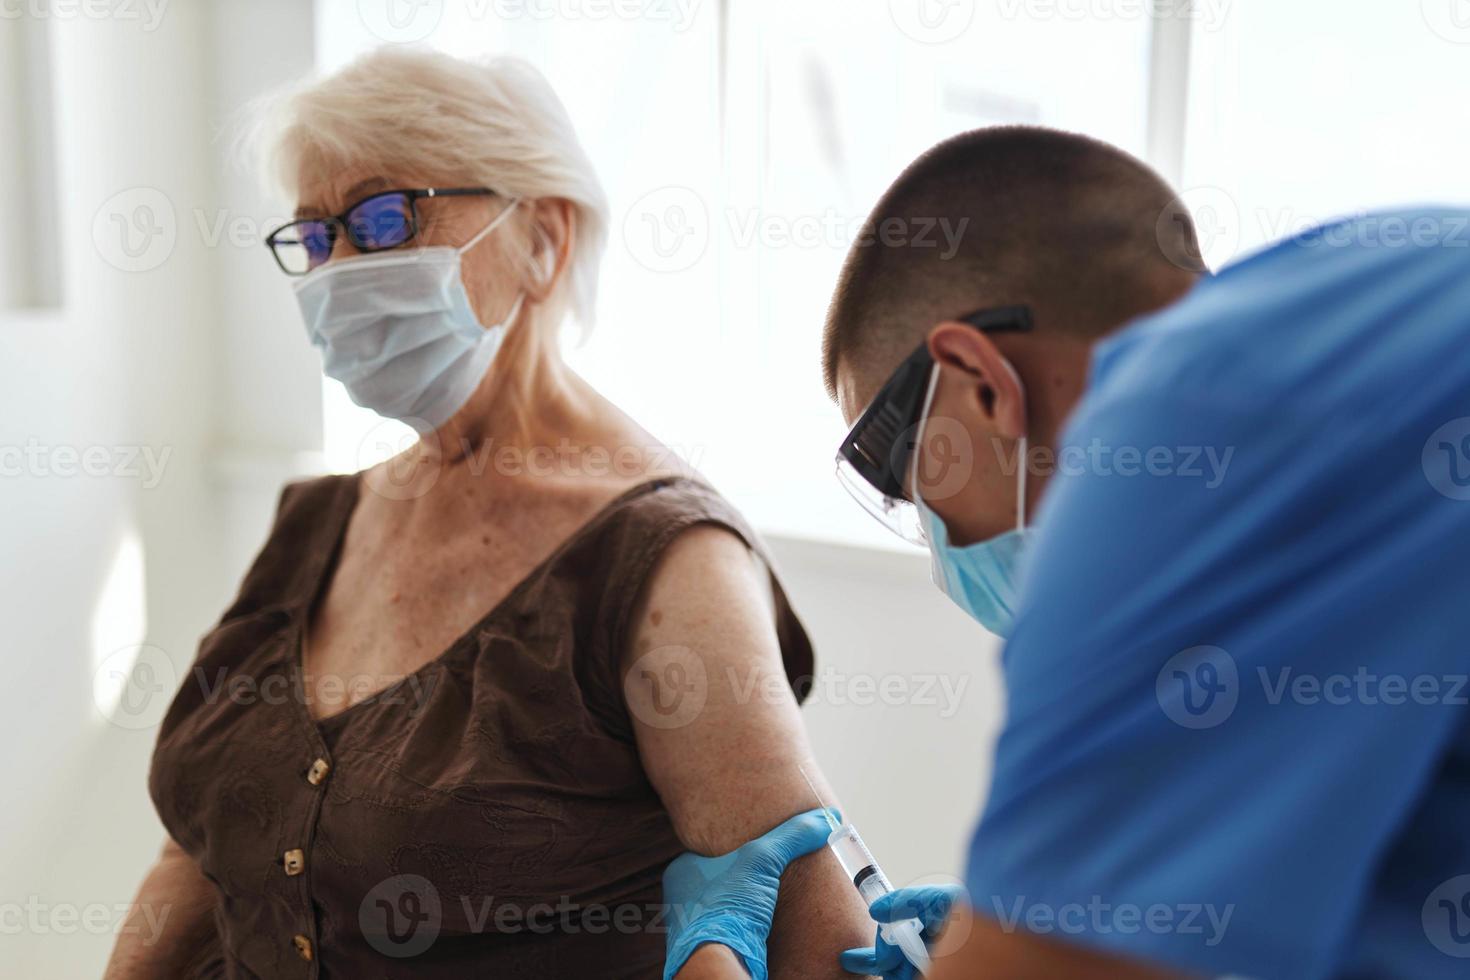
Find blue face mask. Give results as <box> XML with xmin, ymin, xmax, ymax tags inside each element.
<box><xmin>292</xmin><ymin>199</ymin><xmax>523</xmax><ymax>429</ymax></box>
<box><xmin>912</xmin><ymin>366</ymin><xmax>1031</xmax><ymax>637</ymax></box>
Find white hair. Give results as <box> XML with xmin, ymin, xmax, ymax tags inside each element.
<box><xmin>244</xmin><ymin>46</ymin><xmax>608</xmax><ymax>333</ymax></box>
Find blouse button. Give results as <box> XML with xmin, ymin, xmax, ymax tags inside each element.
<box><xmin>306</xmin><ymin>758</ymin><xmax>330</xmax><ymax>786</ymax></box>
<box><xmin>283</xmin><ymin>849</ymin><xmax>305</xmax><ymax>876</ymax></box>
<box><xmin>292</xmin><ymin>934</ymin><xmax>313</xmax><ymax>961</ymax></box>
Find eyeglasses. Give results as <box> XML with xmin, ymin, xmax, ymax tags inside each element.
<box><xmin>835</xmin><ymin>305</ymin><xmax>1034</xmax><ymax>544</ymax></box>
<box><xmin>264</xmin><ymin>187</ymin><xmax>497</xmax><ymax>276</ymax></box>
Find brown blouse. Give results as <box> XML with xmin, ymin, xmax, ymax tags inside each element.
<box><xmin>149</xmin><ymin>474</ymin><xmax>813</xmax><ymax>979</ymax></box>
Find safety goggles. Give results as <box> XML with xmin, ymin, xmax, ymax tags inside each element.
<box><xmin>265</xmin><ymin>187</ymin><xmax>498</xmax><ymax>276</ymax></box>
<box><xmin>835</xmin><ymin>305</ymin><xmax>1034</xmax><ymax>544</ymax></box>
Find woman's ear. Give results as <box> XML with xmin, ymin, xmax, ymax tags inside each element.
<box><xmin>525</xmin><ymin>198</ymin><xmax>575</xmax><ymax>303</ymax></box>
<box><xmin>926</xmin><ymin>320</ymin><xmax>1027</xmax><ymax>440</ymax></box>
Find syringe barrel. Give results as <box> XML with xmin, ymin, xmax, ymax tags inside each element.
<box><xmin>826</xmin><ymin>824</ymin><xmax>894</xmax><ymax>907</ymax></box>
<box><xmin>826</xmin><ymin>822</ymin><xmax>933</xmax><ymax>973</ymax></box>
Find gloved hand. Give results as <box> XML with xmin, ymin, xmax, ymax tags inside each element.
<box><xmin>839</xmin><ymin>883</ymin><xmax>967</xmax><ymax>979</ymax></box>
<box><xmin>662</xmin><ymin>809</ymin><xmax>834</xmax><ymax>980</ymax></box>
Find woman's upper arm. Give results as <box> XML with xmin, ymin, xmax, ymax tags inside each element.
<box><xmin>623</xmin><ymin>524</ymin><xmax>873</xmax><ymax>978</ymax></box>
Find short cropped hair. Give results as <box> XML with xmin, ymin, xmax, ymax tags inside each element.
<box><xmin>246</xmin><ymin>46</ymin><xmax>609</xmax><ymax>332</ymax></box>
<box><xmin>822</xmin><ymin>126</ymin><xmax>1201</xmax><ymax>399</ymax></box>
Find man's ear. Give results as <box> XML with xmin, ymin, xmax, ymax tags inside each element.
<box><xmin>925</xmin><ymin>321</ymin><xmax>1027</xmax><ymax>439</ymax></box>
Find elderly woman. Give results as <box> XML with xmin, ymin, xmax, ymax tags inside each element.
<box><xmin>104</xmin><ymin>48</ymin><xmax>869</xmax><ymax>979</ymax></box>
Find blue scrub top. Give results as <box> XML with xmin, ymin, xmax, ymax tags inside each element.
<box><xmin>966</xmin><ymin>209</ymin><xmax>1470</xmax><ymax>979</ymax></box>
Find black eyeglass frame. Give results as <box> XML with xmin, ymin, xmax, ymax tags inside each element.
<box><xmin>263</xmin><ymin>186</ymin><xmax>498</xmax><ymax>276</ymax></box>
<box><xmin>836</xmin><ymin>305</ymin><xmax>1035</xmax><ymax>504</ymax></box>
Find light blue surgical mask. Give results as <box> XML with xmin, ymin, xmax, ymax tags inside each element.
<box><xmin>292</xmin><ymin>199</ymin><xmax>523</xmax><ymax>428</ymax></box>
<box><xmin>912</xmin><ymin>365</ymin><xmax>1031</xmax><ymax>637</ymax></box>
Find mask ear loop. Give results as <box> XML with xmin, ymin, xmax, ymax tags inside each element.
<box><xmin>989</xmin><ymin>356</ymin><xmax>1029</xmax><ymax>533</ymax></box>
<box><xmin>457</xmin><ymin>197</ymin><xmax>521</xmax><ymax>256</ymax></box>
<box><xmin>1014</xmin><ymin>434</ymin><xmax>1028</xmax><ymax>532</ymax></box>
<box><xmin>494</xmin><ymin>293</ymin><xmax>526</xmax><ymax>333</ymax></box>
<box><xmin>456</xmin><ymin>198</ymin><xmax>526</xmax><ymax>335</ymax></box>
<box><xmin>908</xmin><ymin>363</ymin><xmax>943</xmax><ymax>513</ymax></box>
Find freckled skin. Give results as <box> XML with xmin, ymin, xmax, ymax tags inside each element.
<box><xmin>110</xmin><ymin>161</ymin><xmax>872</xmax><ymax>978</ymax></box>
<box><xmin>293</xmin><ymin>164</ymin><xmax>687</xmax><ymax>721</ymax></box>
<box><xmin>627</xmin><ymin>527</ymin><xmax>874</xmax><ymax>979</ymax></box>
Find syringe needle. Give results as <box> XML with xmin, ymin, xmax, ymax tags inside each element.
<box><xmin>798</xmin><ymin>766</ymin><xmax>931</xmax><ymax>973</ymax></box>
<box><xmin>798</xmin><ymin>764</ymin><xmax>840</xmax><ymax>832</ymax></box>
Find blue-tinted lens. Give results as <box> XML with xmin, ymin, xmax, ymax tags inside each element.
<box><xmin>346</xmin><ymin>192</ymin><xmax>414</xmax><ymax>250</ymax></box>
<box><xmin>269</xmin><ymin>219</ymin><xmax>334</xmax><ymax>275</ymax></box>
<box><xmin>299</xmin><ymin>220</ymin><xmax>334</xmax><ymax>268</ymax></box>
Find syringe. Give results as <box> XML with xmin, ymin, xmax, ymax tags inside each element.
<box><xmin>799</xmin><ymin>766</ymin><xmax>931</xmax><ymax>974</ymax></box>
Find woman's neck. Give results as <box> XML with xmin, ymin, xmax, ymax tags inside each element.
<box><xmin>430</xmin><ymin>312</ymin><xmax>607</xmax><ymax>467</ymax></box>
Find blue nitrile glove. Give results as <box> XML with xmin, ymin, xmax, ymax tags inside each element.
<box><xmin>662</xmin><ymin>809</ymin><xmax>835</xmax><ymax>980</ymax></box>
<box><xmin>839</xmin><ymin>883</ymin><xmax>967</xmax><ymax>979</ymax></box>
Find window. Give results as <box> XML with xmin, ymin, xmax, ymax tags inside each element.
<box><xmin>314</xmin><ymin>0</ymin><xmax>1157</xmax><ymax>548</ymax></box>
<box><xmin>1180</xmin><ymin>1</ymin><xmax>1470</xmax><ymax>269</ymax></box>
<box><xmin>0</xmin><ymin>14</ymin><xmax>61</xmax><ymax>309</ymax></box>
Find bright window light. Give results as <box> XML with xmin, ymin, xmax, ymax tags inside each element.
<box><xmin>1182</xmin><ymin>2</ymin><xmax>1470</xmax><ymax>269</ymax></box>
<box><xmin>314</xmin><ymin>0</ymin><xmax>1152</xmax><ymax>550</ymax></box>
<box><xmin>89</xmin><ymin>526</ymin><xmax>147</xmax><ymax>724</ymax></box>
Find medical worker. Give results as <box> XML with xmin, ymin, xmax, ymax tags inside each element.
<box><xmin>661</xmin><ymin>126</ymin><xmax>1470</xmax><ymax>980</ymax></box>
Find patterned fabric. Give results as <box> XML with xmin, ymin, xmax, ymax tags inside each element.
<box><xmin>149</xmin><ymin>475</ymin><xmax>813</xmax><ymax>979</ymax></box>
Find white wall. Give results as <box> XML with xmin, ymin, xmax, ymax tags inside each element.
<box><xmin>767</xmin><ymin>537</ymin><xmax>1005</xmax><ymax>887</ymax></box>
<box><xmin>1</xmin><ymin>0</ymin><xmax>216</xmax><ymax>971</ymax></box>
<box><xmin>0</xmin><ymin>8</ymin><xmax>1001</xmax><ymax>978</ymax></box>
<box><xmin>0</xmin><ymin>2</ymin><xmax>316</xmax><ymax>976</ymax></box>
